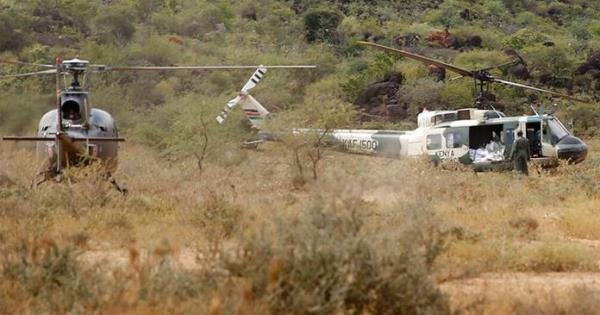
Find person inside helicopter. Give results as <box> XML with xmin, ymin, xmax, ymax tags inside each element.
<box><xmin>62</xmin><ymin>101</ymin><xmax>82</xmax><ymax>121</ymax></box>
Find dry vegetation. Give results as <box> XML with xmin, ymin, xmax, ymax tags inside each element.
<box><xmin>0</xmin><ymin>138</ymin><xmax>599</xmax><ymax>314</ymax></box>
<box><xmin>1</xmin><ymin>0</ymin><xmax>599</xmax><ymax>313</ymax></box>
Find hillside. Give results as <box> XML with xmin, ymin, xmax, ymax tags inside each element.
<box><xmin>0</xmin><ymin>0</ymin><xmax>599</xmax><ymax>144</ymax></box>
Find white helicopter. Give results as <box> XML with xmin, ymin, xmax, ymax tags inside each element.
<box><xmin>217</xmin><ymin>43</ymin><xmax>590</xmax><ymax>170</ymax></box>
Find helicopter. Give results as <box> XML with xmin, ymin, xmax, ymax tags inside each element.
<box><xmin>1</xmin><ymin>58</ymin><xmax>315</xmax><ymax>189</ymax></box>
<box><xmin>217</xmin><ymin>42</ymin><xmax>590</xmax><ymax>170</ymax></box>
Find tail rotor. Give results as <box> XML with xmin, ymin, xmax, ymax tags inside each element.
<box><xmin>216</xmin><ymin>65</ymin><xmax>267</xmax><ymax>124</ymax></box>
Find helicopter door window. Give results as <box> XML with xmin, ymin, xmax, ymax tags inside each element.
<box><xmin>427</xmin><ymin>134</ymin><xmax>442</xmax><ymax>150</ymax></box>
<box><xmin>446</xmin><ymin>131</ymin><xmax>466</xmax><ymax>148</ymax></box>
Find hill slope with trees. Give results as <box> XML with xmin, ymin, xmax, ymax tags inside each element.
<box><xmin>0</xmin><ymin>0</ymin><xmax>599</xmax><ymax>153</ymax></box>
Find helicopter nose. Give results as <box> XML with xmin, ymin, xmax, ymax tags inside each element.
<box><xmin>556</xmin><ymin>136</ymin><xmax>587</xmax><ymax>164</ymax></box>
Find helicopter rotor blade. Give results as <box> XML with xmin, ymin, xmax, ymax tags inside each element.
<box><xmin>0</xmin><ymin>60</ymin><xmax>55</xmax><ymax>68</ymax></box>
<box><xmin>216</xmin><ymin>95</ymin><xmax>242</xmax><ymax>124</ymax></box>
<box><xmin>0</xmin><ymin>69</ymin><xmax>57</xmax><ymax>79</ymax></box>
<box><xmin>100</xmin><ymin>65</ymin><xmax>316</xmax><ymax>72</ymax></box>
<box><xmin>357</xmin><ymin>41</ymin><xmax>473</xmax><ymax>77</ymax></box>
<box><xmin>493</xmin><ymin>78</ymin><xmax>590</xmax><ymax>103</ymax></box>
<box><xmin>2</xmin><ymin>136</ymin><xmax>125</xmax><ymax>142</ymax></box>
<box><xmin>242</xmin><ymin>65</ymin><xmax>267</xmax><ymax>92</ymax></box>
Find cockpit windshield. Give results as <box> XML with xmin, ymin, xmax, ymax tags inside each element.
<box><xmin>545</xmin><ymin>118</ymin><xmax>570</xmax><ymax>144</ymax></box>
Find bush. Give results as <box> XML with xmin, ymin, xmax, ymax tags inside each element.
<box><xmin>504</xmin><ymin>28</ymin><xmax>548</xmax><ymax>50</ymax></box>
<box><xmin>0</xmin><ymin>10</ymin><xmax>30</xmax><ymax>52</ymax></box>
<box><xmin>453</xmin><ymin>49</ymin><xmax>511</xmax><ymax>71</ymax></box>
<box><xmin>304</xmin><ymin>8</ymin><xmax>343</xmax><ymax>43</ymax></box>
<box><xmin>398</xmin><ymin>78</ymin><xmax>445</xmax><ymax>116</ymax></box>
<box><xmin>92</xmin><ymin>5</ymin><xmax>136</xmax><ymax>46</ymax></box>
<box><xmin>522</xmin><ymin>41</ymin><xmax>577</xmax><ymax>76</ymax></box>
<box><xmin>1</xmin><ymin>240</ymin><xmax>97</xmax><ymax>314</ymax></box>
<box><xmin>129</xmin><ymin>35</ymin><xmax>180</xmax><ymax>65</ymax></box>
<box><xmin>151</xmin><ymin>1</ymin><xmax>234</xmax><ymax>39</ymax></box>
<box><xmin>564</xmin><ymin>103</ymin><xmax>600</xmax><ymax>137</ymax></box>
<box><xmin>220</xmin><ymin>191</ymin><xmax>451</xmax><ymax>314</ymax></box>
<box><xmin>192</xmin><ymin>190</ymin><xmax>242</xmax><ymax>239</ymax></box>
<box><xmin>518</xmin><ymin>242</ymin><xmax>595</xmax><ymax>272</ymax></box>
<box><xmin>0</xmin><ymin>92</ymin><xmax>53</xmax><ymax>134</ymax></box>
<box><xmin>341</xmin><ymin>53</ymin><xmax>398</xmax><ymax>102</ymax></box>
<box><xmin>438</xmin><ymin>79</ymin><xmax>474</xmax><ymax>110</ymax></box>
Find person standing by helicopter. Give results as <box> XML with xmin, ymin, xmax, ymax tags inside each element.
<box><xmin>511</xmin><ymin>130</ymin><xmax>531</xmax><ymax>175</ymax></box>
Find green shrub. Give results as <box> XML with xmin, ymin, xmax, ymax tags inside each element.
<box><xmin>0</xmin><ymin>9</ymin><xmax>30</xmax><ymax>52</ymax></box>
<box><xmin>592</xmin><ymin>23</ymin><xmax>600</xmax><ymax>38</ymax></box>
<box><xmin>453</xmin><ymin>49</ymin><xmax>510</xmax><ymax>72</ymax></box>
<box><xmin>150</xmin><ymin>1</ymin><xmax>234</xmax><ymax>39</ymax></box>
<box><xmin>565</xmin><ymin>103</ymin><xmax>600</xmax><ymax>137</ymax></box>
<box><xmin>341</xmin><ymin>53</ymin><xmax>398</xmax><ymax>102</ymax></box>
<box><xmin>398</xmin><ymin>78</ymin><xmax>445</xmax><ymax>116</ymax></box>
<box><xmin>129</xmin><ymin>35</ymin><xmax>180</xmax><ymax>65</ymax></box>
<box><xmin>92</xmin><ymin>4</ymin><xmax>136</xmax><ymax>46</ymax></box>
<box><xmin>304</xmin><ymin>8</ymin><xmax>343</xmax><ymax>43</ymax></box>
<box><xmin>0</xmin><ymin>92</ymin><xmax>52</xmax><ymax>134</ymax></box>
<box><xmin>438</xmin><ymin>79</ymin><xmax>474</xmax><ymax>110</ymax></box>
<box><xmin>522</xmin><ymin>42</ymin><xmax>577</xmax><ymax>76</ymax></box>
<box><xmin>504</xmin><ymin>28</ymin><xmax>548</xmax><ymax>50</ymax></box>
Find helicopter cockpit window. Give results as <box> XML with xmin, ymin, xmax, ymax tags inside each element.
<box><xmin>62</xmin><ymin>101</ymin><xmax>82</xmax><ymax>121</ymax></box>
<box><xmin>427</xmin><ymin>134</ymin><xmax>442</xmax><ymax>150</ymax></box>
<box><xmin>434</xmin><ymin>113</ymin><xmax>457</xmax><ymax>124</ymax></box>
<box><xmin>546</xmin><ymin>118</ymin><xmax>569</xmax><ymax>144</ymax></box>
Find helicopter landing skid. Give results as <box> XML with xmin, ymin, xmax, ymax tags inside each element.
<box><xmin>30</xmin><ymin>163</ymin><xmax>128</xmax><ymax>196</ymax></box>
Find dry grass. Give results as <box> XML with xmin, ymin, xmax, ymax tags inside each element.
<box><xmin>0</xmin><ymin>139</ymin><xmax>599</xmax><ymax>314</ymax></box>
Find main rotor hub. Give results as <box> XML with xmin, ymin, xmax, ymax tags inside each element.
<box><xmin>62</xmin><ymin>59</ymin><xmax>89</xmax><ymax>73</ymax></box>
<box><xmin>62</xmin><ymin>59</ymin><xmax>89</xmax><ymax>90</ymax></box>
<box><xmin>473</xmin><ymin>70</ymin><xmax>494</xmax><ymax>82</ymax></box>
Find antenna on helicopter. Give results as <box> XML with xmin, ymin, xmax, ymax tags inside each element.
<box><xmin>357</xmin><ymin>41</ymin><xmax>591</xmax><ymax>107</ymax></box>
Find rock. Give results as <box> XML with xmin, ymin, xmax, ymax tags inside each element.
<box><xmin>354</xmin><ymin>72</ymin><xmax>406</xmax><ymax>120</ymax></box>
<box><xmin>464</xmin><ymin>36</ymin><xmax>482</xmax><ymax>48</ymax></box>
<box><xmin>241</xmin><ymin>7</ymin><xmax>257</xmax><ymax>21</ymax></box>
<box><xmin>576</xmin><ymin>51</ymin><xmax>600</xmax><ymax>76</ymax></box>
<box><xmin>503</xmin><ymin>49</ymin><xmax>530</xmax><ymax>80</ymax></box>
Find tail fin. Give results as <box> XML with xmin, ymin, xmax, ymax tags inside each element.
<box><xmin>239</xmin><ymin>94</ymin><xmax>270</xmax><ymax>129</ymax></box>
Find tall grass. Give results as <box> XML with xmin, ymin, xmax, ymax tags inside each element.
<box><xmin>0</xmin><ymin>140</ymin><xmax>599</xmax><ymax>313</ymax></box>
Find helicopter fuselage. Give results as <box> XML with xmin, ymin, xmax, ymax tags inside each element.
<box><xmin>37</xmin><ymin>107</ymin><xmax>120</xmax><ymax>173</ymax></box>
<box><xmin>282</xmin><ymin>108</ymin><xmax>588</xmax><ymax>166</ymax></box>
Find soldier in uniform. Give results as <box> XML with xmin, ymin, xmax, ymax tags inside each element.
<box><xmin>511</xmin><ymin>130</ymin><xmax>531</xmax><ymax>175</ymax></box>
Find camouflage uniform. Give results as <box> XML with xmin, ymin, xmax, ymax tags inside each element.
<box><xmin>511</xmin><ymin>136</ymin><xmax>531</xmax><ymax>175</ymax></box>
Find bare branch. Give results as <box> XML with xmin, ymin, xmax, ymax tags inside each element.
<box><xmin>194</xmin><ymin>118</ymin><xmax>210</xmax><ymax>179</ymax></box>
